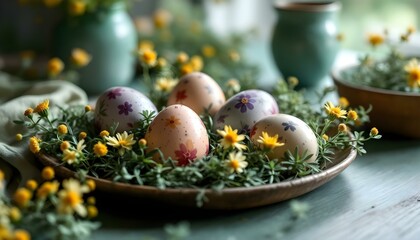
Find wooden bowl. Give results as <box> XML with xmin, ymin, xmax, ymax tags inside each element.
<box><xmin>332</xmin><ymin>66</ymin><xmax>420</xmax><ymax>139</ymax></box>
<box><xmin>37</xmin><ymin>146</ymin><xmax>356</xmax><ymax>210</ymax></box>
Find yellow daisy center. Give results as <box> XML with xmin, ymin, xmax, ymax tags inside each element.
<box><xmin>64</xmin><ymin>191</ymin><xmax>82</xmax><ymax>207</ymax></box>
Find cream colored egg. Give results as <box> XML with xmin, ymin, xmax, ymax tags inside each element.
<box><xmin>250</xmin><ymin>114</ymin><xmax>318</xmax><ymax>162</ymax></box>
<box><xmin>167</xmin><ymin>72</ymin><xmax>225</xmax><ymax>116</ymax></box>
<box><xmin>145</xmin><ymin>104</ymin><xmax>209</xmax><ymax>166</ymax></box>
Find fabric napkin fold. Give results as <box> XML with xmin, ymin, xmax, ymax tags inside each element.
<box><xmin>0</xmin><ymin>71</ymin><xmax>87</xmax><ymax>191</ymax></box>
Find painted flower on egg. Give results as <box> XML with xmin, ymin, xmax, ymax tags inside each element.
<box><xmin>174</xmin><ymin>140</ymin><xmax>198</xmax><ymax>166</ymax></box>
<box><xmin>235</xmin><ymin>94</ymin><xmax>256</xmax><ymax>113</ymax></box>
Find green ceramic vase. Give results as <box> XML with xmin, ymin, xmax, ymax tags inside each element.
<box><xmin>271</xmin><ymin>1</ymin><xmax>341</xmax><ymax>88</ymax></box>
<box><xmin>53</xmin><ymin>2</ymin><xmax>137</xmax><ymax>95</ymax></box>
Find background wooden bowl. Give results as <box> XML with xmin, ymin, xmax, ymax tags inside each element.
<box><xmin>332</xmin><ymin>66</ymin><xmax>420</xmax><ymax>139</ymax></box>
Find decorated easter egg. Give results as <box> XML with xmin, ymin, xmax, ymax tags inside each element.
<box><xmin>145</xmin><ymin>104</ymin><xmax>209</xmax><ymax>166</ymax></box>
<box><xmin>167</xmin><ymin>72</ymin><xmax>225</xmax><ymax>116</ymax></box>
<box><xmin>250</xmin><ymin>114</ymin><xmax>318</xmax><ymax>162</ymax></box>
<box><xmin>94</xmin><ymin>86</ymin><xmax>157</xmax><ymax>133</ymax></box>
<box><xmin>213</xmin><ymin>89</ymin><xmax>279</xmax><ymax>133</ymax></box>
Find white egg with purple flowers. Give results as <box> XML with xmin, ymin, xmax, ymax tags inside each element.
<box><xmin>94</xmin><ymin>86</ymin><xmax>157</xmax><ymax>133</ymax></box>
<box><xmin>250</xmin><ymin>114</ymin><xmax>318</xmax><ymax>162</ymax></box>
<box><xmin>213</xmin><ymin>89</ymin><xmax>279</xmax><ymax>133</ymax></box>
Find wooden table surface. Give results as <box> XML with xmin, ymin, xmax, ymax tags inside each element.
<box><xmin>92</xmin><ymin>136</ymin><xmax>420</xmax><ymax>240</ymax></box>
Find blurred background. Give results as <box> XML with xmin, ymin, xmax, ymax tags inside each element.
<box><xmin>1</xmin><ymin>0</ymin><xmax>418</xmax><ymax>53</ymax></box>
<box><xmin>0</xmin><ymin>0</ymin><xmax>418</xmax><ymax>90</ymax></box>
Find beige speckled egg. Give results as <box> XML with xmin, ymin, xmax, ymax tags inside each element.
<box><xmin>213</xmin><ymin>89</ymin><xmax>279</xmax><ymax>133</ymax></box>
<box><xmin>167</xmin><ymin>72</ymin><xmax>225</xmax><ymax>116</ymax></box>
<box><xmin>145</xmin><ymin>104</ymin><xmax>209</xmax><ymax>166</ymax></box>
<box><xmin>94</xmin><ymin>87</ymin><xmax>157</xmax><ymax>133</ymax></box>
<box><xmin>250</xmin><ymin>114</ymin><xmax>318</xmax><ymax>162</ymax></box>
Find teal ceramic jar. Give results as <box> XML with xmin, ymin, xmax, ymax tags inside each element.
<box><xmin>53</xmin><ymin>2</ymin><xmax>137</xmax><ymax>95</ymax></box>
<box><xmin>271</xmin><ymin>1</ymin><xmax>341</xmax><ymax>88</ymax></box>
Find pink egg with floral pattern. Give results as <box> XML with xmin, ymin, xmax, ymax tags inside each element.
<box><xmin>94</xmin><ymin>86</ymin><xmax>157</xmax><ymax>133</ymax></box>
<box><xmin>213</xmin><ymin>89</ymin><xmax>279</xmax><ymax>133</ymax></box>
<box><xmin>145</xmin><ymin>104</ymin><xmax>209</xmax><ymax>166</ymax></box>
<box><xmin>167</xmin><ymin>72</ymin><xmax>225</xmax><ymax>116</ymax></box>
<box><xmin>250</xmin><ymin>114</ymin><xmax>318</xmax><ymax>162</ymax></box>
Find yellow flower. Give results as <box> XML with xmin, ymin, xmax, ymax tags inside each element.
<box><xmin>42</xmin><ymin>166</ymin><xmax>55</xmax><ymax>180</ymax></box>
<box><xmin>180</xmin><ymin>63</ymin><xmax>194</xmax><ymax>76</ymax></box>
<box><xmin>153</xmin><ymin>9</ymin><xmax>171</xmax><ymax>29</ymax></box>
<box><xmin>34</xmin><ymin>99</ymin><xmax>49</xmax><ymax>114</ymax></box>
<box><xmin>14</xmin><ymin>187</ymin><xmax>32</xmax><ymax>207</ymax></box>
<box><xmin>36</xmin><ymin>181</ymin><xmax>59</xmax><ymax>199</ymax></box>
<box><xmin>57</xmin><ymin>178</ymin><xmax>89</xmax><ymax>217</ymax></box>
<box><xmin>29</xmin><ymin>136</ymin><xmax>41</xmax><ymax>154</ymax></box>
<box><xmin>138</xmin><ymin>40</ymin><xmax>154</xmax><ymax>51</ymax></box>
<box><xmin>0</xmin><ymin>170</ymin><xmax>4</xmax><ymax>182</ymax></box>
<box><xmin>87</xmin><ymin>196</ymin><xmax>96</xmax><ymax>205</ymax></box>
<box><xmin>26</xmin><ymin>179</ymin><xmax>38</xmax><ymax>191</ymax></box>
<box><xmin>157</xmin><ymin>57</ymin><xmax>167</xmax><ymax>68</ymax></box>
<box><xmin>9</xmin><ymin>207</ymin><xmax>21</xmax><ymax>222</ymax></box>
<box><xmin>15</xmin><ymin>133</ymin><xmax>23</xmax><ymax>141</ymax></box>
<box><xmin>154</xmin><ymin>77</ymin><xmax>178</xmax><ymax>93</ymax></box>
<box><xmin>87</xmin><ymin>205</ymin><xmax>98</xmax><ymax>218</ymax></box>
<box><xmin>86</xmin><ymin>179</ymin><xmax>96</xmax><ymax>191</ymax></box>
<box><xmin>0</xmin><ymin>226</ymin><xmax>11</xmax><ymax>240</ymax></box>
<box><xmin>338</xmin><ymin>97</ymin><xmax>349</xmax><ymax>108</ymax></box>
<box><xmin>105</xmin><ymin>131</ymin><xmax>136</xmax><ymax>156</ymax></box>
<box><xmin>68</xmin><ymin>0</ymin><xmax>86</xmax><ymax>16</ymax></box>
<box><xmin>287</xmin><ymin>77</ymin><xmax>299</xmax><ymax>87</ymax></box>
<box><xmin>139</xmin><ymin>49</ymin><xmax>157</xmax><ymax>66</ymax></box>
<box><xmin>60</xmin><ymin>141</ymin><xmax>70</xmax><ymax>151</ymax></box>
<box><xmin>99</xmin><ymin>130</ymin><xmax>110</xmax><ymax>138</ymax></box>
<box><xmin>12</xmin><ymin>229</ymin><xmax>31</xmax><ymax>240</ymax></box>
<box><xmin>47</xmin><ymin>57</ymin><xmax>64</xmax><ymax>77</ymax></box>
<box><xmin>138</xmin><ymin>138</ymin><xmax>147</xmax><ymax>147</ymax></box>
<box><xmin>324</xmin><ymin>101</ymin><xmax>347</xmax><ymax>119</ymax></box>
<box><xmin>202</xmin><ymin>45</ymin><xmax>216</xmax><ymax>58</ymax></box>
<box><xmin>367</xmin><ymin>33</ymin><xmax>384</xmax><ymax>47</ymax></box>
<box><xmin>24</xmin><ymin>108</ymin><xmax>33</xmax><ymax>116</ymax></box>
<box><xmin>63</xmin><ymin>150</ymin><xmax>77</xmax><ymax>164</ymax></box>
<box><xmin>257</xmin><ymin>131</ymin><xmax>285</xmax><ymax>151</ymax></box>
<box><xmin>57</xmin><ymin>124</ymin><xmax>68</xmax><ymax>135</ymax></box>
<box><xmin>62</xmin><ymin>139</ymin><xmax>86</xmax><ymax>165</ymax></box>
<box><xmin>228</xmin><ymin>50</ymin><xmax>240</xmax><ymax>62</ymax></box>
<box><xmin>43</xmin><ymin>0</ymin><xmax>62</xmax><ymax>8</ymax></box>
<box><xmin>322</xmin><ymin>134</ymin><xmax>329</xmax><ymax>141</ymax></box>
<box><xmin>404</xmin><ymin>58</ymin><xmax>420</xmax><ymax>88</ymax></box>
<box><xmin>370</xmin><ymin>127</ymin><xmax>379</xmax><ymax>136</ymax></box>
<box><xmin>347</xmin><ymin>110</ymin><xmax>358</xmax><ymax>121</ymax></box>
<box><xmin>71</xmin><ymin>48</ymin><xmax>91</xmax><ymax>67</ymax></box>
<box><xmin>226</xmin><ymin>79</ymin><xmax>241</xmax><ymax>93</ymax></box>
<box><xmin>79</xmin><ymin>131</ymin><xmax>87</xmax><ymax>140</ymax></box>
<box><xmin>217</xmin><ymin>125</ymin><xmax>247</xmax><ymax>150</ymax></box>
<box><xmin>338</xmin><ymin>123</ymin><xmax>347</xmax><ymax>132</ymax></box>
<box><xmin>336</xmin><ymin>32</ymin><xmax>345</xmax><ymax>42</ymax></box>
<box><xmin>93</xmin><ymin>142</ymin><xmax>108</xmax><ymax>157</ymax></box>
<box><xmin>407</xmin><ymin>25</ymin><xmax>415</xmax><ymax>35</ymax></box>
<box><xmin>225</xmin><ymin>151</ymin><xmax>248</xmax><ymax>174</ymax></box>
<box><xmin>176</xmin><ymin>52</ymin><xmax>189</xmax><ymax>64</ymax></box>
<box><xmin>190</xmin><ymin>55</ymin><xmax>203</xmax><ymax>71</ymax></box>
<box><xmin>84</xmin><ymin>105</ymin><xmax>92</xmax><ymax>112</ymax></box>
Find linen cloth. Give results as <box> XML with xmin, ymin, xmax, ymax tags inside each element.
<box><xmin>0</xmin><ymin>72</ymin><xmax>87</xmax><ymax>191</ymax></box>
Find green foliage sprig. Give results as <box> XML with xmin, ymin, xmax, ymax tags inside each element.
<box><xmin>14</xmin><ymin>78</ymin><xmax>381</xmax><ymax>210</ymax></box>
